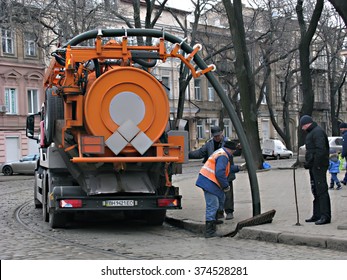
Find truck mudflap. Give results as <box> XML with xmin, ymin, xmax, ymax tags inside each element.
<box><xmin>49</xmin><ymin>186</ymin><xmax>182</xmax><ymax>211</ymax></box>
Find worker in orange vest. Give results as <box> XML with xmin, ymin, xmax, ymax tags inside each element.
<box><xmin>195</xmin><ymin>140</ymin><xmax>245</xmax><ymax>238</ymax></box>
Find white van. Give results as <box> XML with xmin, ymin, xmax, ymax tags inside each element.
<box><xmin>262</xmin><ymin>139</ymin><xmax>293</xmax><ymax>159</ymax></box>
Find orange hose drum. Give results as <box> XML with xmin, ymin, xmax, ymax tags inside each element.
<box><xmin>84</xmin><ymin>67</ymin><xmax>169</xmax><ymax>155</ymax></box>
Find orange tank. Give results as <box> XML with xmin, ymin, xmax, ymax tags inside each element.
<box><xmin>84</xmin><ymin>67</ymin><xmax>169</xmax><ymax>156</ymax></box>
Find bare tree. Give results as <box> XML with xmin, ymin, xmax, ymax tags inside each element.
<box><xmin>128</xmin><ymin>0</ymin><xmax>168</xmax><ymax>46</ymax></box>
<box><xmin>166</xmin><ymin>0</ymin><xmax>218</xmax><ymax>125</ymax></box>
<box><xmin>296</xmin><ymin>0</ymin><xmax>324</xmax><ymax>146</ymax></box>
<box><xmin>317</xmin><ymin>6</ymin><xmax>347</xmax><ymax>135</ymax></box>
<box><xmin>328</xmin><ymin>0</ymin><xmax>347</xmax><ymax>26</ymax></box>
<box><xmin>249</xmin><ymin>0</ymin><xmax>299</xmax><ymax>151</ymax></box>
<box><xmin>222</xmin><ymin>0</ymin><xmax>263</xmax><ymax>168</ymax></box>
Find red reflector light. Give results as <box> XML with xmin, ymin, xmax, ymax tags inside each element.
<box><xmin>157</xmin><ymin>198</ymin><xmax>178</xmax><ymax>207</ymax></box>
<box><xmin>60</xmin><ymin>199</ymin><xmax>83</xmax><ymax>208</ymax></box>
<box><xmin>81</xmin><ymin>136</ymin><xmax>105</xmax><ymax>154</ymax></box>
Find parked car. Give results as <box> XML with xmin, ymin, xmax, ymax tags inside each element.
<box><xmin>262</xmin><ymin>139</ymin><xmax>293</xmax><ymax>159</ymax></box>
<box><xmin>0</xmin><ymin>154</ymin><xmax>39</xmax><ymax>176</ymax></box>
<box><xmin>298</xmin><ymin>136</ymin><xmax>343</xmax><ymax>163</ymax></box>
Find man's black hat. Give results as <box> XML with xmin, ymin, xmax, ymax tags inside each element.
<box><xmin>299</xmin><ymin>115</ymin><xmax>313</xmax><ymax>127</ymax></box>
<box><xmin>224</xmin><ymin>141</ymin><xmax>237</xmax><ymax>150</ymax></box>
<box><xmin>211</xmin><ymin>126</ymin><xmax>222</xmax><ymax>136</ymax></box>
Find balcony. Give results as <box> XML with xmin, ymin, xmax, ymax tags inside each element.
<box><xmin>0</xmin><ymin>114</ymin><xmax>27</xmax><ymax>128</ymax></box>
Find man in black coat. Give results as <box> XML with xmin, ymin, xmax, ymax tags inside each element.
<box><xmin>300</xmin><ymin>115</ymin><xmax>331</xmax><ymax>225</ymax></box>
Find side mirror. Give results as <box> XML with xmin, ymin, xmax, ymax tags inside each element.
<box><xmin>26</xmin><ymin>113</ymin><xmax>40</xmax><ymax>141</ymax></box>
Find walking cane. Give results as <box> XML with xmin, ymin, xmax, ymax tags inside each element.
<box><xmin>293</xmin><ymin>165</ymin><xmax>301</xmax><ymax>226</ymax></box>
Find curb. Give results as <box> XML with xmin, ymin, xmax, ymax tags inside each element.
<box><xmin>239</xmin><ymin>227</ymin><xmax>347</xmax><ymax>252</ymax></box>
<box><xmin>165</xmin><ymin>217</ymin><xmax>204</xmax><ymax>235</ymax></box>
<box><xmin>165</xmin><ymin>216</ymin><xmax>347</xmax><ymax>252</ymax></box>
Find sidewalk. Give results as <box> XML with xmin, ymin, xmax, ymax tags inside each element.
<box><xmin>166</xmin><ymin>159</ymin><xmax>347</xmax><ymax>252</ymax></box>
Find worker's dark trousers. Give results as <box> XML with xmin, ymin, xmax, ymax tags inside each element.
<box><xmin>224</xmin><ymin>182</ymin><xmax>234</xmax><ymax>214</ymax></box>
<box><xmin>309</xmin><ymin>167</ymin><xmax>331</xmax><ymax>221</ymax></box>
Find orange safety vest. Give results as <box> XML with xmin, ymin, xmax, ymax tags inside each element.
<box><xmin>199</xmin><ymin>148</ymin><xmax>231</xmax><ymax>188</ymax></box>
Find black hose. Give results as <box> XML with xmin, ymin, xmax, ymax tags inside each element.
<box><xmin>132</xmin><ymin>58</ymin><xmax>157</xmax><ymax>68</ymax></box>
<box><xmin>52</xmin><ymin>53</ymin><xmax>65</xmax><ymax>66</ymax></box>
<box><xmin>93</xmin><ymin>59</ymin><xmax>101</xmax><ymax>78</ymax></box>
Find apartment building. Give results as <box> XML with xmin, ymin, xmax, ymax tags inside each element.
<box><xmin>197</xmin><ymin>3</ymin><xmax>347</xmax><ymax>151</ymax></box>
<box><xmin>0</xmin><ymin>27</ymin><xmax>45</xmax><ymax>163</ymax></box>
<box><xmin>1</xmin><ymin>1</ymin><xmax>346</xmax><ymax>163</ymax></box>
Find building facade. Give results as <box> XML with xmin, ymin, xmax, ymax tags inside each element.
<box><xmin>194</xmin><ymin>3</ymin><xmax>347</xmax><ymax>151</ymax></box>
<box><xmin>0</xmin><ymin>27</ymin><xmax>45</xmax><ymax>163</ymax></box>
<box><xmin>1</xmin><ymin>0</ymin><xmax>346</xmax><ymax>164</ymax></box>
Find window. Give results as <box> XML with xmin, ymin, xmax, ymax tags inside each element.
<box><xmin>27</xmin><ymin>89</ymin><xmax>39</xmax><ymax>113</ymax></box>
<box><xmin>5</xmin><ymin>88</ymin><xmax>17</xmax><ymax>114</ymax></box>
<box><xmin>162</xmin><ymin>76</ymin><xmax>172</xmax><ymax>99</ymax></box>
<box><xmin>21</xmin><ymin>154</ymin><xmax>38</xmax><ymax>161</ymax></box>
<box><xmin>197</xmin><ymin>120</ymin><xmax>204</xmax><ymax>139</ymax></box>
<box><xmin>24</xmin><ymin>32</ymin><xmax>36</xmax><ymax>57</ymax></box>
<box><xmin>279</xmin><ymin>81</ymin><xmax>284</xmax><ymax>97</ymax></box>
<box><xmin>194</xmin><ymin>79</ymin><xmax>201</xmax><ymax>101</ymax></box>
<box><xmin>222</xmin><ymin>83</ymin><xmax>228</xmax><ymax>95</ymax></box>
<box><xmin>208</xmin><ymin>82</ymin><xmax>214</xmax><ymax>101</ymax></box>
<box><xmin>2</xmin><ymin>29</ymin><xmax>14</xmax><ymax>54</ymax></box>
<box><xmin>185</xmin><ymin>86</ymin><xmax>190</xmax><ymax>100</ymax></box>
<box><xmin>261</xmin><ymin>86</ymin><xmax>267</xmax><ymax>105</ymax></box>
<box><xmin>223</xmin><ymin>119</ymin><xmax>231</xmax><ymax>138</ymax></box>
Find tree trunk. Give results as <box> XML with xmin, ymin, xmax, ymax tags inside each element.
<box><xmin>222</xmin><ymin>0</ymin><xmax>263</xmax><ymax>168</ymax></box>
<box><xmin>296</xmin><ymin>0</ymin><xmax>324</xmax><ymax>146</ymax></box>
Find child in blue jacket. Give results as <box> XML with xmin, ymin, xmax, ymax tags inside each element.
<box><xmin>329</xmin><ymin>151</ymin><xmax>342</xmax><ymax>190</ymax></box>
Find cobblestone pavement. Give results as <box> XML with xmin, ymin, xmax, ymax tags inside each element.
<box><xmin>1</xmin><ymin>174</ymin><xmax>347</xmax><ymax>260</ymax></box>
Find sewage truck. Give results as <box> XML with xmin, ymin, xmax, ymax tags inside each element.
<box><xmin>26</xmin><ymin>29</ymin><xmax>215</xmax><ymax>228</ymax></box>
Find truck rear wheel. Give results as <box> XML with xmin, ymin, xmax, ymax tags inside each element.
<box><xmin>44</xmin><ymin>87</ymin><xmax>64</xmax><ymax>145</ymax></box>
<box><xmin>144</xmin><ymin>210</ymin><xmax>166</xmax><ymax>226</ymax></box>
<box><xmin>42</xmin><ymin>172</ymin><xmax>49</xmax><ymax>222</ymax></box>
<box><xmin>49</xmin><ymin>210</ymin><xmax>67</xmax><ymax>229</ymax></box>
<box><xmin>34</xmin><ymin>171</ymin><xmax>42</xmax><ymax>209</ymax></box>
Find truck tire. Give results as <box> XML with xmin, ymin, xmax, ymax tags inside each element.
<box><xmin>34</xmin><ymin>170</ymin><xmax>42</xmax><ymax>209</ymax></box>
<box><xmin>49</xmin><ymin>210</ymin><xmax>67</xmax><ymax>229</ymax></box>
<box><xmin>34</xmin><ymin>197</ymin><xmax>42</xmax><ymax>209</ymax></box>
<box><xmin>44</xmin><ymin>87</ymin><xmax>64</xmax><ymax>145</ymax></box>
<box><xmin>42</xmin><ymin>172</ymin><xmax>49</xmax><ymax>222</ymax></box>
<box><xmin>144</xmin><ymin>210</ymin><xmax>166</xmax><ymax>226</ymax></box>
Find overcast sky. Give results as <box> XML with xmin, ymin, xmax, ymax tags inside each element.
<box><xmin>166</xmin><ymin>0</ymin><xmax>251</xmax><ymax>11</ymax></box>
<box><xmin>166</xmin><ymin>0</ymin><xmax>195</xmax><ymax>11</ymax></box>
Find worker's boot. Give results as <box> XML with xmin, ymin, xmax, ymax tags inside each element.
<box><xmin>215</xmin><ymin>211</ymin><xmax>224</xmax><ymax>224</ymax></box>
<box><xmin>205</xmin><ymin>221</ymin><xmax>218</xmax><ymax>238</ymax></box>
<box><xmin>329</xmin><ymin>183</ymin><xmax>334</xmax><ymax>189</ymax></box>
<box><xmin>336</xmin><ymin>182</ymin><xmax>342</xmax><ymax>190</ymax></box>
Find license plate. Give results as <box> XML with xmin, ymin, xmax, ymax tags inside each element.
<box><xmin>103</xmin><ymin>200</ymin><xmax>135</xmax><ymax>207</ymax></box>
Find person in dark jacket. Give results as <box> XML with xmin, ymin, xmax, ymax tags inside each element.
<box><xmin>300</xmin><ymin>115</ymin><xmax>331</xmax><ymax>225</ymax></box>
<box><xmin>189</xmin><ymin>126</ymin><xmax>241</xmax><ymax>221</ymax></box>
<box><xmin>339</xmin><ymin>122</ymin><xmax>347</xmax><ymax>185</ymax></box>
<box><xmin>195</xmin><ymin>141</ymin><xmax>243</xmax><ymax>238</ymax></box>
